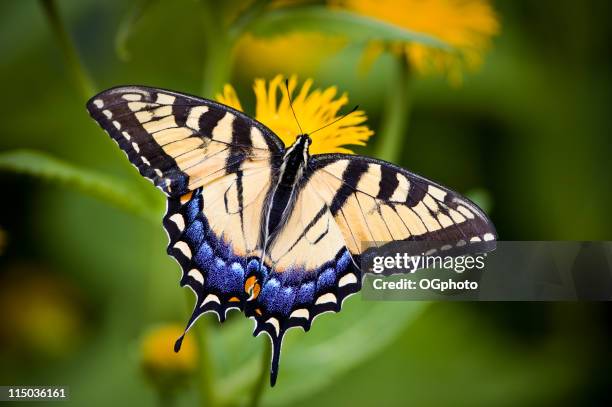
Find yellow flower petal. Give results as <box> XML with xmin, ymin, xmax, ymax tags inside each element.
<box><xmin>215</xmin><ymin>84</ymin><xmax>243</xmax><ymax>111</ymax></box>
<box><xmin>332</xmin><ymin>0</ymin><xmax>500</xmax><ymax>82</ymax></box>
<box><xmin>216</xmin><ymin>75</ymin><xmax>373</xmax><ymax>154</ymax></box>
<box><xmin>141</xmin><ymin>324</ymin><xmax>198</xmax><ymax>373</ymax></box>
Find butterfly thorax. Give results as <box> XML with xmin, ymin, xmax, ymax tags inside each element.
<box><xmin>278</xmin><ymin>134</ymin><xmax>311</xmax><ymax>186</ymax></box>
<box><xmin>263</xmin><ymin>134</ymin><xmax>311</xmax><ymax>242</ymax></box>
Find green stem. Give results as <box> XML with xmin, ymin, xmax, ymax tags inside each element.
<box><xmin>227</xmin><ymin>0</ymin><xmax>272</xmax><ymax>42</ymax></box>
<box><xmin>39</xmin><ymin>0</ymin><xmax>95</xmax><ymax>99</ymax></box>
<box><xmin>199</xmin><ymin>1</ymin><xmax>232</xmax><ymax>98</ymax></box>
<box><xmin>248</xmin><ymin>339</ymin><xmax>271</xmax><ymax>407</ymax></box>
<box><xmin>200</xmin><ymin>39</ymin><xmax>232</xmax><ymax>99</ymax></box>
<box><xmin>375</xmin><ymin>54</ymin><xmax>412</xmax><ymax>163</ymax></box>
<box><xmin>115</xmin><ymin>0</ymin><xmax>158</xmax><ymax>61</ymax></box>
<box><xmin>199</xmin><ymin>0</ymin><xmax>271</xmax><ymax>97</ymax></box>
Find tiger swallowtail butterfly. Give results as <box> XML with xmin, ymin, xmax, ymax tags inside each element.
<box><xmin>87</xmin><ymin>85</ymin><xmax>496</xmax><ymax>386</ymax></box>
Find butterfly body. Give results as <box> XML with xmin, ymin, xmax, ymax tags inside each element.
<box><xmin>263</xmin><ymin>134</ymin><xmax>311</xmax><ymax>245</ymax></box>
<box><xmin>87</xmin><ymin>85</ymin><xmax>496</xmax><ymax>386</ymax></box>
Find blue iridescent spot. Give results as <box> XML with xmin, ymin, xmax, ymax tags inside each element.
<box><xmin>268</xmin><ymin>286</ymin><xmax>295</xmax><ymax>315</ymax></box>
<box><xmin>259</xmin><ymin>264</ymin><xmax>270</xmax><ymax>279</ymax></box>
<box><xmin>195</xmin><ymin>241</ymin><xmax>213</xmax><ymax>267</ymax></box>
<box><xmin>246</xmin><ymin>258</ymin><xmax>269</xmax><ymax>279</ymax></box>
<box><xmin>297</xmin><ymin>281</ymin><xmax>315</xmax><ymax>304</ymax></box>
<box><xmin>247</xmin><ymin>259</ymin><xmax>260</xmax><ymax>273</ymax></box>
<box><xmin>203</xmin><ymin>258</ymin><xmax>243</xmax><ymax>294</ymax></box>
<box><xmin>317</xmin><ymin>268</ymin><xmax>336</xmax><ymax>290</ymax></box>
<box><xmin>260</xmin><ymin>278</ymin><xmax>280</xmax><ymax>308</ymax></box>
<box><xmin>337</xmin><ymin>250</ymin><xmax>351</xmax><ymax>271</ymax></box>
<box><xmin>185</xmin><ymin>219</ymin><xmax>204</xmax><ymax>244</ymax></box>
<box><xmin>184</xmin><ymin>197</ymin><xmax>201</xmax><ymax>223</ymax></box>
<box><xmin>230</xmin><ymin>262</ymin><xmax>245</xmax><ymax>280</ymax></box>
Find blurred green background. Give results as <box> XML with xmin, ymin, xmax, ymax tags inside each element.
<box><xmin>1</xmin><ymin>0</ymin><xmax>611</xmax><ymax>406</ymax></box>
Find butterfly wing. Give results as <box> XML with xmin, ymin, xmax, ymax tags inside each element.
<box><xmin>86</xmin><ymin>85</ymin><xmax>283</xmax><ymax>196</ymax></box>
<box><xmin>252</xmin><ymin>153</ymin><xmax>496</xmax><ymax>385</ymax></box>
<box><xmin>87</xmin><ymin>86</ymin><xmax>284</xmax><ymax>344</ymax></box>
<box><xmin>308</xmin><ymin>154</ymin><xmax>497</xmax><ymax>258</ymax></box>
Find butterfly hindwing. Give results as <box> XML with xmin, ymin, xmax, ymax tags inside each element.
<box><xmin>249</xmin><ymin>179</ymin><xmax>362</xmax><ymax>332</ymax></box>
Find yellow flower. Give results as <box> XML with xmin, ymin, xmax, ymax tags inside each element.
<box><xmin>141</xmin><ymin>324</ymin><xmax>198</xmax><ymax>390</ymax></box>
<box><xmin>0</xmin><ymin>269</ymin><xmax>84</xmax><ymax>359</ymax></box>
<box><xmin>216</xmin><ymin>75</ymin><xmax>373</xmax><ymax>154</ymax></box>
<box><xmin>332</xmin><ymin>0</ymin><xmax>500</xmax><ymax>84</ymax></box>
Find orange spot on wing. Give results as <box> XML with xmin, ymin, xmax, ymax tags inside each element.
<box><xmin>252</xmin><ymin>283</ymin><xmax>261</xmax><ymax>299</ymax></box>
<box><xmin>245</xmin><ymin>275</ymin><xmax>257</xmax><ymax>293</ymax></box>
<box><xmin>180</xmin><ymin>191</ymin><xmax>193</xmax><ymax>204</ymax></box>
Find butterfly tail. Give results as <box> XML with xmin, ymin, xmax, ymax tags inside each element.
<box><xmin>270</xmin><ymin>335</ymin><xmax>283</xmax><ymax>387</ymax></box>
<box><xmin>174</xmin><ymin>302</ymin><xmax>205</xmax><ymax>353</ymax></box>
<box><xmin>254</xmin><ymin>317</ymin><xmax>285</xmax><ymax>386</ymax></box>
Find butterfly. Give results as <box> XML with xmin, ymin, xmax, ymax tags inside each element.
<box><xmin>87</xmin><ymin>85</ymin><xmax>496</xmax><ymax>386</ymax></box>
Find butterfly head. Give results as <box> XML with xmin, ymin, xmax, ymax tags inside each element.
<box><xmin>284</xmin><ymin>134</ymin><xmax>311</xmax><ymax>165</ymax></box>
<box><xmin>296</xmin><ymin>134</ymin><xmax>312</xmax><ymax>148</ymax></box>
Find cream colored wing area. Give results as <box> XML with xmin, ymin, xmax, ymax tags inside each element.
<box><xmin>151</xmin><ymin>118</ymin><xmax>274</xmax><ymax>191</ymax></box>
<box><xmin>267</xmin><ymin>187</ymin><xmax>348</xmax><ymax>272</ymax></box>
<box><xmin>201</xmin><ymin>164</ymin><xmax>272</xmax><ymax>257</ymax></box>
<box><xmin>305</xmin><ymin>170</ymin><xmax>401</xmax><ymax>254</ymax></box>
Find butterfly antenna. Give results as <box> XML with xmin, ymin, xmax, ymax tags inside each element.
<box><xmin>285</xmin><ymin>79</ymin><xmax>304</xmax><ymax>135</ymax></box>
<box><xmin>308</xmin><ymin>105</ymin><xmax>359</xmax><ymax>135</ymax></box>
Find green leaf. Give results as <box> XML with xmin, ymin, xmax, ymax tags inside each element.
<box><xmin>209</xmin><ymin>299</ymin><xmax>428</xmax><ymax>405</ymax></box>
<box><xmin>0</xmin><ymin>149</ymin><xmax>161</xmax><ymax>222</ymax></box>
<box><xmin>115</xmin><ymin>0</ymin><xmax>159</xmax><ymax>61</ymax></box>
<box><xmin>250</xmin><ymin>6</ymin><xmax>449</xmax><ymax>49</ymax></box>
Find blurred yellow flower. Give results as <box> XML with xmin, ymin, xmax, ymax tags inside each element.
<box><xmin>141</xmin><ymin>324</ymin><xmax>198</xmax><ymax>390</ymax></box>
<box><xmin>233</xmin><ymin>33</ymin><xmax>347</xmax><ymax>78</ymax></box>
<box><xmin>216</xmin><ymin>75</ymin><xmax>373</xmax><ymax>154</ymax></box>
<box><xmin>332</xmin><ymin>0</ymin><xmax>500</xmax><ymax>83</ymax></box>
<box><xmin>0</xmin><ymin>269</ymin><xmax>84</xmax><ymax>359</ymax></box>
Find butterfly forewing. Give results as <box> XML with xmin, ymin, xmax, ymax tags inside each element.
<box><xmin>86</xmin><ymin>86</ymin><xmax>283</xmax><ymax>196</ymax></box>
<box><xmin>307</xmin><ymin>154</ymin><xmax>496</xmax><ymax>263</ymax></box>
